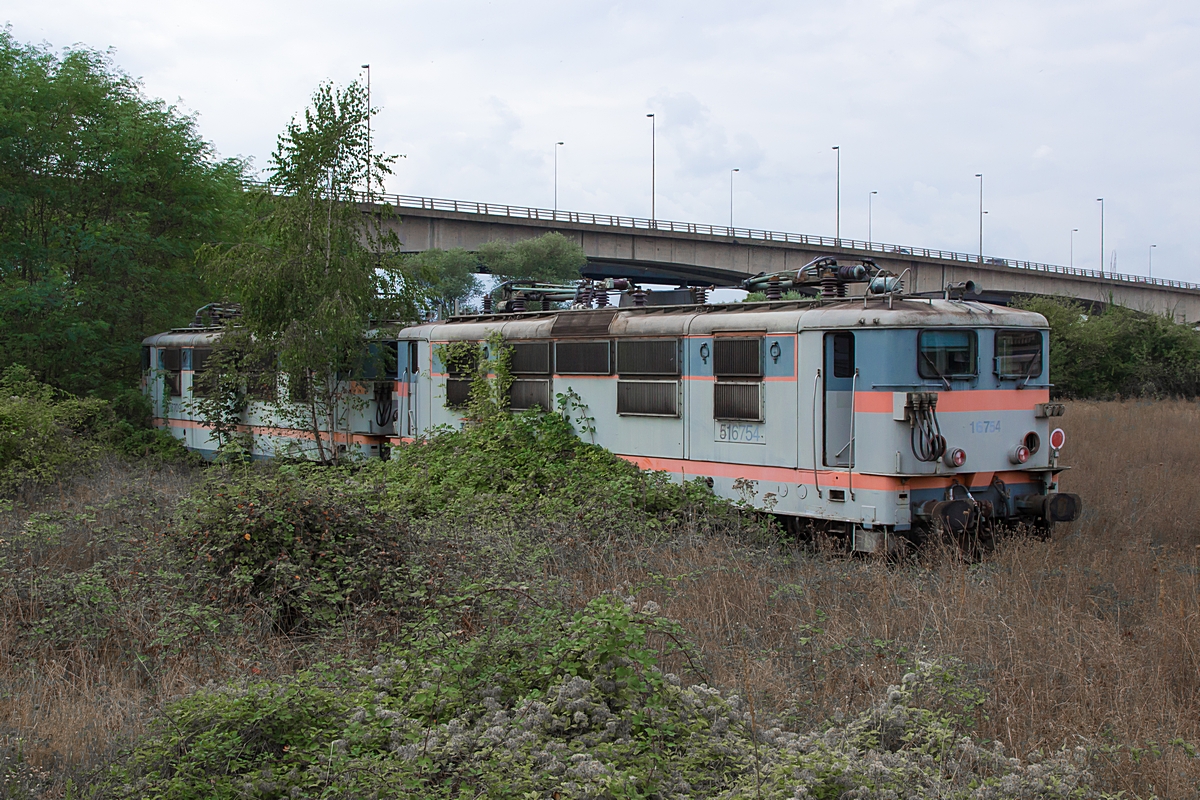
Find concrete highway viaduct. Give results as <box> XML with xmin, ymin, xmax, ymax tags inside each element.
<box><xmin>372</xmin><ymin>193</ymin><xmax>1200</xmax><ymax>323</ymax></box>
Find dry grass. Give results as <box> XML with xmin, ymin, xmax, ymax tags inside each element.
<box><xmin>3</xmin><ymin>401</ymin><xmax>1200</xmax><ymax>797</ymax></box>
<box><xmin>558</xmin><ymin>399</ymin><xmax>1200</xmax><ymax>797</ymax></box>
<box><xmin>0</xmin><ymin>460</ymin><xmax>202</xmax><ymax>791</ymax></box>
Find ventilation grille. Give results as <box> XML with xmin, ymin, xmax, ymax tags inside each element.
<box><xmin>444</xmin><ymin>344</ymin><xmax>479</xmax><ymax>378</ymax></box>
<box><xmin>714</xmin><ymin>382</ymin><xmax>762</xmax><ymax>421</ymax></box>
<box><xmin>445</xmin><ymin>378</ymin><xmax>472</xmax><ymax>408</ymax></box>
<box><xmin>617</xmin><ymin>339</ymin><xmax>679</xmax><ymax>376</ymax></box>
<box><xmin>509</xmin><ymin>342</ymin><xmax>551</xmax><ymax>375</ymax></box>
<box><xmin>192</xmin><ymin>348</ymin><xmax>213</xmax><ymax>373</ymax></box>
<box><xmin>288</xmin><ymin>371</ymin><xmax>311</xmax><ymax>403</ymax></box>
<box><xmin>191</xmin><ymin>348</ymin><xmax>214</xmax><ymax>397</ymax></box>
<box><xmin>617</xmin><ymin>380</ymin><xmax>678</xmax><ymax>416</ymax></box>
<box><xmin>510</xmin><ymin>379</ymin><xmax>551</xmax><ymax>411</ymax></box>
<box><xmin>552</xmin><ymin>310</ymin><xmax>616</xmax><ymax>337</ymax></box>
<box><xmin>160</xmin><ymin>348</ymin><xmax>181</xmax><ymax>371</ymax></box>
<box><xmin>555</xmin><ymin>341</ymin><xmax>610</xmax><ymax>374</ymax></box>
<box><xmin>247</xmin><ymin>374</ymin><xmax>277</xmax><ymax>402</ymax></box>
<box><xmin>713</xmin><ymin>338</ymin><xmax>762</xmax><ymax>378</ymax></box>
<box><xmin>191</xmin><ymin>372</ymin><xmax>213</xmax><ymax>398</ymax></box>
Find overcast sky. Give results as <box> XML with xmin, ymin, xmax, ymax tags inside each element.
<box><xmin>7</xmin><ymin>1</ymin><xmax>1199</xmax><ymax>281</ymax></box>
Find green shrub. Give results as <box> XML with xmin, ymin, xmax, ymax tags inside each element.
<box><xmin>0</xmin><ymin>365</ymin><xmax>111</xmax><ymax>492</ymax></box>
<box><xmin>0</xmin><ymin>365</ymin><xmax>190</xmax><ymax>493</ymax></box>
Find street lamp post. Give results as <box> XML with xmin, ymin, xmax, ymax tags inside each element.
<box><xmin>1070</xmin><ymin>228</ymin><xmax>1078</xmax><ymax>267</ymax></box>
<box><xmin>1097</xmin><ymin>198</ymin><xmax>1105</xmax><ymax>275</ymax></box>
<box><xmin>832</xmin><ymin>146</ymin><xmax>840</xmax><ymax>241</ymax></box>
<box><xmin>647</xmin><ymin>114</ymin><xmax>656</xmax><ymax>223</ymax></box>
<box><xmin>554</xmin><ymin>142</ymin><xmax>564</xmax><ymax>213</ymax></box>
<box><xmin>729</xmin><ymin>168</ymin><xmax>739</xmax><ymax>228</ymax></box>
<box><xmin>362</xmin><ymin>64</ymin><xmax>371</xmax><ymax>199</ymax></box>
<box><xmin>868</xmin><ymin>191</ymin><xmax>878</xmax><ymax>247</ymax></box>
<box><xmin>975</xmin><ymin>173</ymin><xmax>984</xmax><ymax>261</ymax></box>
<box><xmin>1149</xmin><ymin>243</ymin><xmax>1157</xmax><ymax>279</ymax></box>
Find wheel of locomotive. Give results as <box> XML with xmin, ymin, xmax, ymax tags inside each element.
<box><xmin>779</xmin><ymin>514</ymin><xmax>811</xmax><ymax>542</ymax></box>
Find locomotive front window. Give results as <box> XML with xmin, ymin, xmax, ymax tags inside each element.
<box><xmin>994</xmin><ymin>330</ymin><xmax>1043</xmax><ymax>379</ymax></box>
<box><xmin>918</xmin><ymin>330</ymin><xmax>977</xmax><ymax>379</ymax></box>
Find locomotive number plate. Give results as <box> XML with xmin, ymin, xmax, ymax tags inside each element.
<box><xmin>715</xmin><ymin>422</ymin><xmax>766</xmax><ymax>444</ymax></box>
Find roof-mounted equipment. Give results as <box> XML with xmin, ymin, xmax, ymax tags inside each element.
<box><xmin>741</xmin><ymin>256</ymin><xmax>903</xmax><ymax>299</ymax></box>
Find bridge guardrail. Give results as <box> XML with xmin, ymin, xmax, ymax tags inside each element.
<box><xmin>249</xmin><ymin>182</ymin><xmax>1200</xmax><ymax>292</ymax></box>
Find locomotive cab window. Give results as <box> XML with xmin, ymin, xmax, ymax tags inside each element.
<box><xmin>918</xmin><ymin>330</ymin><xmax>977</xmax><ymax>379</ymax></box>
<box><xmin>994</xmin><ymin>330</ymin><xmax>1043</xmax><ymax>380</ymax></box>
<box><xmin>160</xmin><ymin>347</ymin><xmax>182</xmax><ymax>397</ymax></box>
<box><xmin>831</xmin><ymin>332</ymin><xmax>854</xmax><ymax>378</ymax></box>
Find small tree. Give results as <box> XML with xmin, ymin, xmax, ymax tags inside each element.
<box><xmin>406</xmin><ymin>248</ymin><xmax>483</xmax><ymax>317</ymax></box>
<box><xmin>204</xmin><ymin>80</ymin><xmax>421</xmax><ymax>463</ymax></box>
<box><xmin>479</xmin><ymin>232</ymin><xmax>586</xmax><ymax>284</ymax></box>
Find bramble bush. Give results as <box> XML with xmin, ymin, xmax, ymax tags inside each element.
<box><xmin>182</xmin><ymin>464</ymin><xmax>418</xmax><ymax>632</ymax></box>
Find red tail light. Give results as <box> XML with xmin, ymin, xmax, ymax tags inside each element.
<box><xmin>1009</xmin><ymin>444</ymin><xmax>1030</xmax><ymax>464</ymax></box>
<box><xmin>943</xmin><ymin>448</ymin><xmax>967</xmax><ymax>467</ymax></box>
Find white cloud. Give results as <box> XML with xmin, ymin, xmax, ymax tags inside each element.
<box><xmin>4</xmin><ymin>0</ymin><xmax>1199</xmax><ymax>280</ymax></box>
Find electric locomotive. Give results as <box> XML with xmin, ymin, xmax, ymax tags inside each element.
<box><xmin>142</xmin><ymin>259</ymin><xmax>1081</xmax><ymax>550</ymax></box>
<box><xmin>393</xmin><ymin>262</ymin><xmax>1080</xmax><ymax>551</ymax></box>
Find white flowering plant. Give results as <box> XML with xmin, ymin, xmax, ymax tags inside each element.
<box><xmin>99</xmin><ymin>594</ymin><xmax>1099</xmax><ymax>799</ymax></box>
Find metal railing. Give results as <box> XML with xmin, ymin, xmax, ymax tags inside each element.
<box><xmin>251</xmin><ymin>182</ymin><xmax>1200</xmax><ymax>292</ymax></box>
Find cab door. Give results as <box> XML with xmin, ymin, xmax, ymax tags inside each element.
<box><xmin>823</xmin><ymin>332</ymin><xmax>855</xmax><ymax>467</ymax></box>
<box><xmin>398</xmin><ymin>340</ymin><xmax>421</xmax><ymax>437</ymax></box>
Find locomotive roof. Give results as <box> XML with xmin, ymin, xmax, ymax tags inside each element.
<box><xmin>401</xmin><ymin>297</ymin><xmax>1048</xmax><ymax>341</ymax></box>
<box><xmin>142</xmin><ymin>329</ymin><xmax>224</xmax><ymax>347</ymax></box>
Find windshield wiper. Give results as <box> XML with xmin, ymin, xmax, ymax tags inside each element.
<box><xmin>1018</xmin><ymin>355</ymin><xmax>1040</xmax><ymax>389</ymax></box>
<box><xmin>920</xmin><ymin>351</ymin><xmax>952</xmax><ymax>390</ymax></box>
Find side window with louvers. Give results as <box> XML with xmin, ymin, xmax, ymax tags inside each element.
<box><xmin>443</xmin><ymin>342</ymin><xmax>480</xmax><ymax>410</ymax></box>
<box><xmin>713</xmin><ymin>338</ymin><xmax>762</xmax><ymax>378</ymax></box>
<box><xmin>617</xmin><ymin>338</ymin><xmax>680</xmax><ymax>416</ymax></box>
<box><xmin>555</xmin><ymin>341</ymin><xmax>611</xmax><ymax>374</ymax></box>
<box><xmin>617</xmin><ymin>380</ymin><xmax>678</xmax><ymax>416</ymax></box>
<box><xmin>191</xmin><ymin>348</ymin><xmax>214</xmax><ymax>397</ymax></box>
<box><xmin>618</xmin><ymin>339</ymin><xmax>679</xmax><ymax>376</ymax></box>
<box><xmin>713</xmin><ymin>337</ymin><xmax>763</xmax><ymax>422</ymax></box>
<box><xmin>509</xmin><ymin>342</ymin><xmax>551</xmax><ymax>375</ymax></box>
<box><xmin>510</xmin><ymin>379</ymin><xmax>551</xmax><ymax>411</ymax></box>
